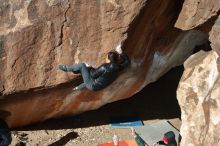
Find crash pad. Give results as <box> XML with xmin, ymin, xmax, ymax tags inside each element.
<box><xmin>110</xmin><ymin>116</ymin><xmax>143</xmax><ymax>127</ymax></box>
<box><xmin>134</xmin><ymin>120</ymin><xmax>180</xmax><ymax>146</ymax></box>
<box><xmin>98</xmin><ymin>140</ymin><xmax>138</xmax><ymax>146</ymax></box>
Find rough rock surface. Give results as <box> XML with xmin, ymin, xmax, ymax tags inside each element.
<box><xmin>175</xmin><ymin>1</ymin><xmax>220</xmax><ymax>145</ymax></box>
<box><xmin>0</xmin><ymin>0</ymin><xmax>143</xmax><ymax>94</ymax></box>
<box><xmin>0</xmin><ymin>0</ymin><xmax>208</xmax><ymax>128</ymax></box>
<box><xmin>177</xmin><ymin>50</ymin><xmax>220</xmax><ymax>146</ymax></box>
<box><xmin>210</xmin><ymin>15</ymin><xmax>220</xmax><ymax>55</ymax></box>
<box><xmin>175</xmin><ymin>0</ymin><xmax>220</xmax><ymax>30</ymax></box>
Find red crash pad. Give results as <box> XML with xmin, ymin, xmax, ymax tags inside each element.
<box><xmin>98</xmin><ymin>140</ymin><xmax>138</xmax><ymax>146</ymax></box>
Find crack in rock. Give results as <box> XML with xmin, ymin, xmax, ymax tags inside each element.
<box><xmin>56</xmin><ymin>0</ymin><xmax>70</xmax><ymax>48</ymax></box>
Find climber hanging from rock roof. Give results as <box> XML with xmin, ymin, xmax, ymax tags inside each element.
<box><xmin>58</xmin><ymin>43</ymin><xmax>130</xmax><ymax>91</ymax></box>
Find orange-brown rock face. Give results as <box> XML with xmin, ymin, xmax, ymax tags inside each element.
<box><xmin>175</xmin><ymin>0</ymin><xmax>220</xmax><ymax>30</ymax></box>
<box><xmin>0</xmin><ymin>0</ymin><xmax>208</xmax><ymax>128</ymax></box>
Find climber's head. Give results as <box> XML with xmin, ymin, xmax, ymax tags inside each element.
<box><xmin>106</xmin><ymin>51</ymin><xmax>120</xmax><ymax>64</ymax></box>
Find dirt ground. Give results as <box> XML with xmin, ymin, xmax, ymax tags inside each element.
<box><xmin>10</xmin><ymin>66</ymin><xmax>183</xmax><ymax>146</ymax></box>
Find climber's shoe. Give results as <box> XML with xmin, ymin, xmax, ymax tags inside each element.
<box><xmin>58</xmin><ymin>64</ymin><xmax>68</xmax><ymax>72</ymax></box>
<box><xmin>73</xmin><ymin>86</ymin><xmax>80</xmax><ymax>91</ymax></box>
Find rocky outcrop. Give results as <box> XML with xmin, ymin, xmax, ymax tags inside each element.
<box><xmin>0</xmin><ymin>0</ymin><xmax>209</xmax><ymax>128</ymax></box>
<box><xmin>210</xmin><ymin>15</ymin><xmax>220</xmax><ymax>55</ymax></box>
<box><xmin>175</xmin><ymin>0</ymin><xmax>220</xmax><ymax>30</ymax></box>
<box><xmin>177</xmin><ymin>50</ymin><xmax>220</xmax><ymax>146</ymax></box>
<box><xmin>175</xmin><ymin>1</ymin><xmax>220</xmax><ymax>145</ymax></box>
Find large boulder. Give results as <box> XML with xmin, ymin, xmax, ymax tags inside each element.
<box><xmin>0</xmin><ymin>0</ymin><xmax>144</xmax><ymax>94</ymax></box>
<box><xmin>177</xmin><ymin>50</ymin><xmax>220</xmax><ymax>146</ymax></box>
<box><xmin>175</xmin><ymin>1</ymin><xmax>220</xmax><ymax>145</ymax></box>
<box><xmin>0</xmin><ymin>0</ymin><xmax>208</xmax><ymax>128</ymax></box>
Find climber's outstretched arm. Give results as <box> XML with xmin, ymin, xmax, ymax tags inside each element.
<box><xmin>115</xmin><ymin>43</ymin><xmax>131</xmax><ymax>69</ymax></box>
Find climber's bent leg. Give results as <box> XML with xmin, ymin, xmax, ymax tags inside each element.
<box><xmin>78</xmin><ymin>64</ymin><xmax>95</xmax><ymax>90</ymax></box>
<box><xmin>59</xmin><ymin>63</ymin><xmax>95</xmax><ymax>90</ymax></box>
<box><xmin>59</xmin><ymin>63</ymin><xmax>85</xmax><ymax>73</ymax></box>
